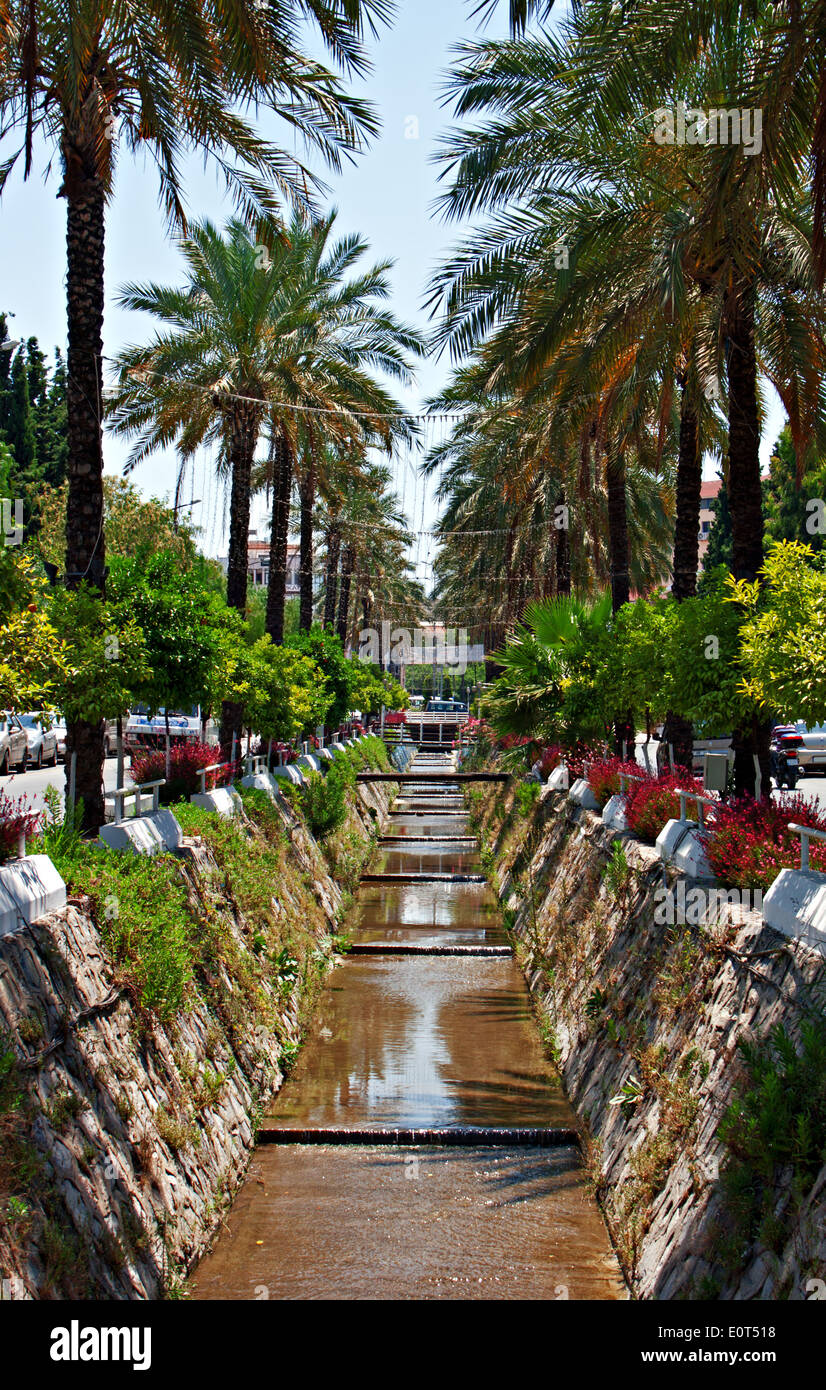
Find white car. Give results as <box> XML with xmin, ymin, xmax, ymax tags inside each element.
<box><xmin>0</xmin><ymin>712</ymin><xmax>28</xmax><ymax>775</ymax></box>
<box><xmin>17</xmin><ymin>713</ymin><xmax>59</xmax><ymax>768</ymax></box>
<box><xmin>51</xmin><ymin>719</ymin><xmax>68</xmax><ymax>761</ymax></box>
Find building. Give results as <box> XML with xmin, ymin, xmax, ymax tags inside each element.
<box><xmin>699</xmin><ymin>478</ymin><xmax>721</xmax><ymax>566</ymax></box>
<box><xmin>218</xmin><ymin>537</ymin><xmax>301</xmax><ymax>593</ymax></box>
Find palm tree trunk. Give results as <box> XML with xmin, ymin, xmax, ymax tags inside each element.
<box><xmin>664</xmin><ymin>380</ymin><xmax>702</xmax><ymax>768</ymax></box>
<box><xmin>555</xmin><ymin>486</ymin><xmax>571</xmax><ymax>595</ymax></box>
<box><xmin>323</xmin><ymin>524</ymin><xmax>341</xmax><ymax>628</ymax></box>
<box><xmin>266</xmin><ymin>427</ymin><xmax>292</xmax><ymax>645</ymax></box>
<box><xmin>606</xmin><ymin>448</ymin><xmax>630</xmax><ymax>611</ymax></box>
<box><xmin>725</xmin><ymin>287</ymin><xmax>770</xmax><ymax>797</ymax></box>
<box><xmin>725</xmin><ymin>288</ymin><xmax>763</xmax><ymax>584</ymax></box>
<box><xmin>606</xmin><ymin>447</ymin><xmax>633</xmax><ymax>754</ymax></box>
<box><xmin>220</xmin><ymin>398</ymin><xmax>261</xmax><ymax>750</ymax></box>
<box><xmin>298</xmin><ymin>450</ymin><xmax>316</xmax><ymax>631</ymax></box>
<box><xmin>225</xmin><ymin>401</ymin><xmax>260</xmax><ymax>611</ymax></box>
<box><xmin>337</xmin><ymin>545</ymin><xmax>354</xmax><ymax>646</ymax></box>
<box><xmin>672</xmin><ymin>384</ymin><xmax>701</xmax><ymax>600</ymax></box>
<box><xmin>63</xmin><ymin>162</ymin><xmax>107</xmax><ymax>831</ymax></box>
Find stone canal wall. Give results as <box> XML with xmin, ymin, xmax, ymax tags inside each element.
<box><xmin>469</xmin><ymin>782</ymin><xmax>826</xmax><ymax>1301</ymax></box>
<box><xmin>0</xmin><ymin>777</ymin><xmax>395</xmax><ymax>1300</ymax></box>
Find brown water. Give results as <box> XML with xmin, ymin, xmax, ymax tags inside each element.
<box><xmin>189</xmin><ymin>751</ymin><xmax>625</xmax><ymax>1300</ymax></box>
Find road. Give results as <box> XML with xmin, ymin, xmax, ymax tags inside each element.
<box><xmin>0</xmin><ymin>755</ymin><xmax>131</xmax><ymax>814</ymax></box>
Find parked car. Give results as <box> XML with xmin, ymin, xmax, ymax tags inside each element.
<box><xmin>793</xmin><ymin>721</ymin><xmax>826</xmax><ymax>777</ymax></box>
<box><xmin>426</xmin><ymin>699</ymin><xmax>468</xmax><ymax>714</ymax></box>
<box><xmin>103</xmin><ymin>718</ymin><xmax>121</xmax><ymax>758</ymax></box>
<box><xmin>655</xmin><ymin>729</ymin><xmax>734</xmax><ymax>779</ymax></box>
<box><xmin>49</xmin><ymin>716</ymin><xmax>68</xmax><ymax>762</ymax></box>
<box><xmin>16</xmin><ymin>713</ymin><xmax>59</xmax><ymax>768</ymax></box>
<box><xmin>44</xmin><ymin>714</ymin><xmax>119</xmax><ymax>762</ymax></box>
<box><xmin>0</xmin><ymin>712</ymin><xmax>29</xmax><ymax>775</ymax></box>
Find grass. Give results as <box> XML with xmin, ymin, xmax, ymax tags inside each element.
<box><xmin>43</xmin><ymin>839</ymin><xmax>196</xmax><ymax>1022</ymax></box>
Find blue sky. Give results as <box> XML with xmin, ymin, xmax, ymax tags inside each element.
<box><xmin>0</xmin><ymin>0</ymin><xmax>784</xmax><ymax>578</ymax></box>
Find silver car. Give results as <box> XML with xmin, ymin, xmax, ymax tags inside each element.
<box><xmin>0</xmin><ymin>712</ymin><xmax>29</xmax><ymax>775</ymax></box>
<box><xmin>794</xmin><ymin>721</ymin><xmax>826</xmax><ymax>776</ymax></box>
<box><xmin>17</xmin><ymin>713</ymin><xmax>59</xmax><ymax>768</ymax></box>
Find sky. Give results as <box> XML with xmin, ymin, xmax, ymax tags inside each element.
<box><xmin>0</xmin><ymin>0</ymin><xmax>785</xmax><ymax>585</ymax></box>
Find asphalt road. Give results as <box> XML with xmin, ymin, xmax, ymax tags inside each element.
<box><xmin>0</xmin><ymin>755</ymin><xmax>131</xmax><ymax>814</ymax></box>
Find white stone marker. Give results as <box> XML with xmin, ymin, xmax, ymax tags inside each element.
<box><xmin>0</xmin><ymin>854</ymin><xmax>67</xmax><ymax>936</ymax></box>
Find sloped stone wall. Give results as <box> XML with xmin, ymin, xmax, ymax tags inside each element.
<box><xmin>0</xmin><ymin>779</ymin><xmax>394</xmax><ymax>1300</ymax></box>
<box><xmin>473</xmin><ymin>783</ymin><xmax>826</xmax><ymax>1301</ymax></box>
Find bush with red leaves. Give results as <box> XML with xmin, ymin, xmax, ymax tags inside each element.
<box><xmin>250</xmin><ymin>739</ymin><xmax>297</xmax><ymax>764</ymax></box>
<box><xmin>538</xmin><ymin>744</ymin><xmax>563</xmax><ymax>778</ymax></box>
<box><xmin>624</xmin><ymin>768</ymin><xmax>698</xmax><ymax>844</ymax></box>
<box><xmin>565</xmin><ymin>744</ymin><xmax>609</xmax><ymax>781</ymax></box>
<box><xmin>131</xmin><ymin>740</ymin><xmax>233</xmax><ymax>804</ymax></box>
<box><xmin>586</xmin><ymin>756</ymin><xmax>641</xmax><ymax>808</ymax></box>
<box><xmin>0</xmin><ymin>793</ymin><xmax>42</xmax><ymax>864</ymax></box>
<box><xmin>701</xmin><ymin>794</ymin><xmax>826</xmax><ymax>892</ymax></box>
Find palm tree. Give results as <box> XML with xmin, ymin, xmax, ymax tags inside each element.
<box><xmin>0</xmin><ymin>0</ymin><xmax>386</xmax><ymax>826</ymax></box>
<box><xmin>111</xmin><ymin>214</ymin><xmax>421</xmax><ymax>744</ymax></box>
<box><xmin>430</xmin><ymin>8</ymin><xmax>825</xmax><ymax>788</ymax></box>
<box><xmin>323</xmin><ymin>460</ymin><xmax>426</xmax><ymax>651</ymax></box>
<box><xmin>488</xmin><ymin>591</ymin><xmax>613</xmax><ymax>745</ymax></box>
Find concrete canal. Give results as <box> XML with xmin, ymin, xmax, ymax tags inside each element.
<box><xmin>189</xmin><ymin>752</ymin><xmax>625</xmax><ymax>1299</ymax></box>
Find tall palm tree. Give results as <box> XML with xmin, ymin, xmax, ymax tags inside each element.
<box><xmin>111</xmin><ymin>214</ymin><xmax>421</xmax><ymax>744</ymax></box>
<box><xmin>0</xmin><ymin>0</ymin><xmax>386</xmax><ymax>825</ymax></box>
<box><xmin>317</xmin><ymin>459</ymin><xmax>426</xmax><ymax>650</ymax></box>
<box><xmin>430</xmin><ymin>8</ymin><xmax>825</xmax><ymax>788</ymax></box>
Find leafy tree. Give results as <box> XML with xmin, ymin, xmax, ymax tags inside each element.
<box><xmin>35</xmin><ymin>477</ymin><xmax>199</xmax><ymax>571</ymax></box>
<box><xmin>0</xmin><ymin>551</ymin><xmax>66</xmax><ymax>711</ymax></box>
<box><xmin>109</xmin><ymin>552</ymin><xmax>243</xmax><ymax>770</ymax></box>
<box><xmin>659</xmin><ymin>576</ymin><xmax>754</xmax><ymax>737</ymax></box>
<box><xmin>286</xmin><ymin>623</ymin><xmax>356</xmax><ymax>730</ymax></box>
<box><xmin>764</xmin><ymin>425</ymin><xmax>825</xmax><ymax>555</ymax></box>
<box><xmin>46</xmin><ymin>585</ymin><xmax>150</xmax><ymax>728</ymax></box>
<box><xmin>233</xmin><ymin>638</ymin><xmax>331</xmax><ymax>747</ymax></box>
<box><xmin>349</xmin><ymin>661</ymin><xmax>407</xmax><ymax>716</ymax></box>
<box><xmin>735</xmin><ymin>541</ymin><xmax>826</xmax><ymax>726</ymax></box>
<box><xmin>598</xmin><ymin>599</ymin><xmax>674</xmax><ymax>733</ymax></box>
<box><xmin>0</xmin><ymin>317</ymin><xmax>68</xmax><ymax>535</ymax></box>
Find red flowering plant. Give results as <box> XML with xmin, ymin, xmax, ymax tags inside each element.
<box><xmin>538</xmin><ymin>744</ymin><xmax>564</xmax><ymax>778</ymax></box>
<box><xmin>0</xmin><ymin>793</ymin><xmax>42</xmax><ymax>864</ymax></box>
<box><xmin>624</xmin><ymin>767</ymin><xmax>699</xmax><ymax>844</ymax></box>
<box><xmin>565</xmin><ymin>743</ymin><xmax>609</xmax><ymax>781</ymax></box>
<box><xmin>586</xmin><ymin>756</ymin><xmax>641</xmax><ymax>809</ymax></box>
<box><xmin>131</xmin><ymin>740</ymin><xmax>234</xmax><ymax>805</ymax></box>
<box><xmin>700</xmin><ymin>794</ymin><xmax>826</xmax><ymax>893</ymax></box>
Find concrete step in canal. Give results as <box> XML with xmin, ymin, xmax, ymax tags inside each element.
<box><xmin>189</xmin><ymin>752</ymin><xmax>625</xmax><ymax>1300</ymax></box>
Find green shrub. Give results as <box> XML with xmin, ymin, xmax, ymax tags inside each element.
<box><xmin>514</xmin><ymin>780</ymin><xmax>541</xmax><ymax>816</ymax></box>
<box><xmin>300</xmin><ymin>760</ymin><xmax>354</xmax><ymax>837</ymax></box>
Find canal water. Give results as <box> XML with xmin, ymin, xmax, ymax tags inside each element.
<box><xmin>189</xmin><ymin>752</ymin><xmax>625</xmax><ymax>1300</ymax></box>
